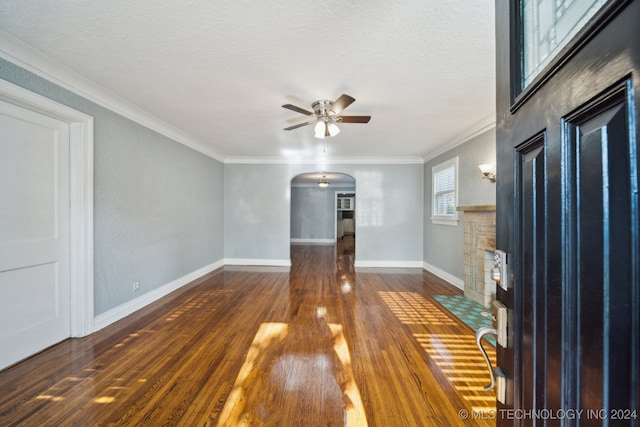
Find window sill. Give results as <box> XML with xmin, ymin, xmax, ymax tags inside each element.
<box><xmin>431</xmin><ymin>217</ymin><xmax>459</xmax><ymax>226</ymax></box>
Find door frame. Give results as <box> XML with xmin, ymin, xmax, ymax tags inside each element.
<box><xmin>334</xmin><ymin>190</ymin><xmax>341</xmax><ymax>240</ymax></box>
<box><xmin>0</xmin><ymin>78</ymin><xmax>94</xmax><ymax>337</ymax></box>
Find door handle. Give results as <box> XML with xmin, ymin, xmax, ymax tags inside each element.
<box><xmin>475</xmin><ymin>327</ymin><xmax>498</xmax><ymax>391</ymax></box>
<box><xmin>475</xmin><ymin>326</ymin><xmax>508</xmax><ymax>403</ymax></box>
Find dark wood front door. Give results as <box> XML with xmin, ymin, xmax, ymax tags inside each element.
<box><xmin>495</xmin><ymin>1</ymin><xmax>639</xmax><ymax>425</ymax></box>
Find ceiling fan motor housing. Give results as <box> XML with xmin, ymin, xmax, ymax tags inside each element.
<box><xmin>282</xmin><ymin>94</ymin><xmax>368</xmax><ymax>131</ymax></box>
<box><xmin>312</xmin><ymin>99</ymin><xmax>338</xmax><ymax>119</ymax></box>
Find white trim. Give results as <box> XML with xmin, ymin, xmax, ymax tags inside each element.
<box><xmin>334</xmin><ymin>191</ymin><xmax>340</xmax><ymax>240</ymax></box>
<box><xmin>0</xmin><ymin>31</ymin><xmax>225</xmax><ymax>162</ymax></box>
<box><xmin>290</xmin><ymin>238</ymin><xmax>335</xmax><ymax>245</ymax></box>
<box><xmin>422</xmin><ymin>113</ymin><xmax>496</xmax><ymax>163</ymax></box>
<box><xmin>0</xmin><ymin>78</ymin><xmax>95</xmax><ymax>338</ymax></box>
<box><xmin>422</xmin><ymin>261</ymin><xmax>464</xmax><ymax>291</ymax></box>
<box><xmin>224</xmin><ymin>156</ymin><xmax>425</xmax><ymax>165</ymax></box>
<box><xmin>68</xmin><ymin>118</ymin><xmax>94</xmax><ymax>337</ymax></box>
<box><xmin>224</xmin><ymin>258</ymin><xmax>292</xmax><ymax>267</ymax></box>
<box><xmin>354</xmin><ymin>260</ymin><xmax>424</xmax><ymax>268</ymax></box>
<box><xmin>430</xmin><ymin>218</ymin><xmax>460</xmax><ymax>226</ymax></box>
<box><xmin>93</xmin><ymin>260</ymin><xmax>224</xmax><ymax>332</ymax></box>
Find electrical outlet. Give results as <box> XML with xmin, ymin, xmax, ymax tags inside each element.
<box><xmin>133</xmin><ymin>281</ymin><xmax>140</xmax><ymax>291</ymax></box>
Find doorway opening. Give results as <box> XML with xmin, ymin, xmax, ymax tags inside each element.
<box><xmin>290</xmin><ymin>172</ymin><xmax>356</xmax><ymax>247</ymax></box>
<box><xmin>335</xmin><ymin>191</ymin><xmax>355</xmax><ymax>240</ymax></box>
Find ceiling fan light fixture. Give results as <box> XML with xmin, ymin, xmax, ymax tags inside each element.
<box><xmin>327</xmin><ymin>122</ymin><xmax>340</xmax><ymax>137</ymax></box>
<box><xmin>314</xmin><ymin>121</ymin><xmax>326</xmax><ymax>139</ymax></box>
<box><xmin>318</xmin><ymin>175</ymin><xmax>329</xmax><ymax>187</ymax></box>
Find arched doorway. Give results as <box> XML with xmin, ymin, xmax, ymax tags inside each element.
<box><xmin>290</xmin><ymin>172</ymin><xmax>356</xmax><ymax>245</ymax></box>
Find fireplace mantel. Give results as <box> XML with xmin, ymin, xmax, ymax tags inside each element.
<box><xmin>457</xmin><ymin>205</ymin><xmax>496</xmax><ymax>212</ymax></box>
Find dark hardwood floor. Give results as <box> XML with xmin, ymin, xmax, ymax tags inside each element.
<box><xmin>0</xmin><ymin>236</ymin><xmax>496</xmax><ymax>426</ymax></box>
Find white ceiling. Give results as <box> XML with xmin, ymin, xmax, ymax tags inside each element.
<box><xmin>0</xmin><ymin>0</ymin><xmax>496</xmax><ymax>163</ymax></box>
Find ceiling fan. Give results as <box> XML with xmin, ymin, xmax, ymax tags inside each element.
<box><xmin>282</xmin><ymin>94</ymin><xmax>371</xmax><ymax>139</ymax></box>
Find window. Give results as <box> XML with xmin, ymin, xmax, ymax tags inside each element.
<box><xmin>432</xmin><ymin>157</ymin><xmax>458</xmax><ymax>225</ymax></box>
<box><xmin>521</xmin><ymin>0</ymin><xmax>606</xmax><ymax>88</ymax></box>
<box><xmin>514</xmin><ymin>0</ymin><xmax>611</xmax><ymax>95</ymax></box>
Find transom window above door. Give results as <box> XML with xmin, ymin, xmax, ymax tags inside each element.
<box><xmin>521</xmin><ymin>0</ymin><xmax>607</xmax><ymax>88</ymax></box>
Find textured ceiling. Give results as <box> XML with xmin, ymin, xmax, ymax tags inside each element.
<box><xmin>0</xmin><ymin>0</ymin><xmax>496</xmax><ymax>162</ymax></box>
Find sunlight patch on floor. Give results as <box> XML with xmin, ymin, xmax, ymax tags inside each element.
<box><xmin>378</xmin><ymin>291</ymin><xmax>496</xmax><ymax>414</ymax></box>
<box><xmin>217</xmin><ymin>322</ymin><xmax>368</xmax><ymax>426</ymax></box>
<box><xmin>165</xmin><ymin>289</ymin><xmax>235</xmax><ymax>321</ymax></box>
<box><xmin>35</xmin><ymin>395</ymin><xmax>64</xmax><ymax>402</ymax></box>
<box><xmin>415</xmin><ymin>333</ymin><xmax>496</xmax><ymax>413</ymax></box>
<box><xmin>378</xmin><ymin>291</ymin><xmax>458</xmax><ymax>326</ymax></box>
<box><xmin>329</xmin><ymin>323</ymin><xmax>368</xmax><ymax>426</ymax></box>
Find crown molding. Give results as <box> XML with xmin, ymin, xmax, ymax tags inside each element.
<box><xmin>422</xmin><ymin>113</ymin><xmax>496</xmax><ymax>163</ymax></box>
<box><xmin>224</xmin><ymin>156</ymin><xmax>425</xmax><ymax>165</ymax></box>
<box><xmin>0</xmin><ymin>31</ymin><xmax>225</xmax><ymax>162</ymax></box>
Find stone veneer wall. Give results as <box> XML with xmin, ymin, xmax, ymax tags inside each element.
<box><xmin>461</xmin><ymin>208</ymin><xmax>496</xmax><ymax>307</ymax></box>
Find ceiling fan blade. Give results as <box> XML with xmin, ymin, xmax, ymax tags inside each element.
<box><xmin>284</xmin><ymin>120</ymin><xmax>316</xmax><ymax>131</ymax></box>
<box><xmin>338</xmin><ymin>115</ymin><xmax>371</xmax><ymax>123</ymax></box>
<box><xmin>330</xmin><ymin>94</ymin><xmax>356</xmax><ymax>115</ymax></box>
<box><xmin>282</xmin><ymin>104</ymin><xmax>314</xmax><ymax>116</ymax></box>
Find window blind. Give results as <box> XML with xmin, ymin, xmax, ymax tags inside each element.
<box><xmin>434</xmin><ymin>165</ymin><xmax>456</xmax><ymax>216</ymax></box>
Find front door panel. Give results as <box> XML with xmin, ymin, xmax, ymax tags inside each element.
<box><xmin>564</xmin><ymin>83</ymin><xmax>637</xmax><ymax>416</ymax></box>
<box><xmin>496</xmin><ymin>1</ymin><xmax>640</xmax><ymax>425</ymax></box>
<box><xmin>515</xmin><ymin>134</ymin><xmax>548</xmax><ymax>415</ymax></box>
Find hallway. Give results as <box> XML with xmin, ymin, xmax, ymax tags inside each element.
<box><xmin>0</xmin><ymin>237</ymin><xmax>496</xmax><ymax>426</ymax></box>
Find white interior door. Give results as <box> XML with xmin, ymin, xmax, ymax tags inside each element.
<box><xmin>0</xmin><ymin>98</ymin><xmax>71</xmax><ymax>371</ymax></box>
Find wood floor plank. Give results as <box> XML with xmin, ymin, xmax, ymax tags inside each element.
<box><xmin>0</xmin><ymin>236</ymin><xmax>496</xmax><ymax>426</ymax></box>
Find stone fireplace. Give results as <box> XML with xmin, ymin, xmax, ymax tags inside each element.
<box><xmin>457</xmin><ymin>205</ymin><xmax>496</xmax><ymax>308</ymax></box>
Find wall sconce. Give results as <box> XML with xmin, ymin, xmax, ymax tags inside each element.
<box><xmin>479</xmin><ymin>164</ymin><xmax>496</xmax><ymax>182</ymax></box>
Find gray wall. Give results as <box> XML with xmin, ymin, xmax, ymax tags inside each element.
<box><xmin>225</xmin><ymin>163</ymin><xmax>423</xmax><ymax>264</ymax></box>
<box><xmin>0</xmin><ymin>59</ymin><xmax>225</xmax><ymax>315</ymax></box>
<box><xmin>290</xmin><ymin>185</ymin><xmax>355</xmax><ymax>240</ymax></box>
<box><xmin>423</xmin><ymin>127</ymin><xmax>496</xmax><ymax>280</ymax></box>
<box><xmin>0</xmin><ymin>56</ymin><xmax>492</xmax><ymax>316</ymax></box>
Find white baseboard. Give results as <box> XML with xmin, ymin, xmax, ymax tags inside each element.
<box><xmin>93</xmin><ymin>259</ymin><xmax>224</xmax><ymax>332</ymax></box>
<box><xmin>354</xmin><ymin>260</ymin><xmax>424</xmax><ymax>268</ymax></box>
<box><xmin>290</xmin><ymin>238</ymin><xmax>335</xmax><ymax>245</ymax></box>
<box><xmin>92</xmin><ymin>258</ymin><xmax>461</xmax><ymax>334</ymax></box>
<box><xmin>422</xmin><ymin>261</ymin><xmax>465</xmax><ymax>291</ymax></box>
<box><xmin>224</xmin><ymin>258</ymin><xmax>292</xmax><ymax>267</ymax></box>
